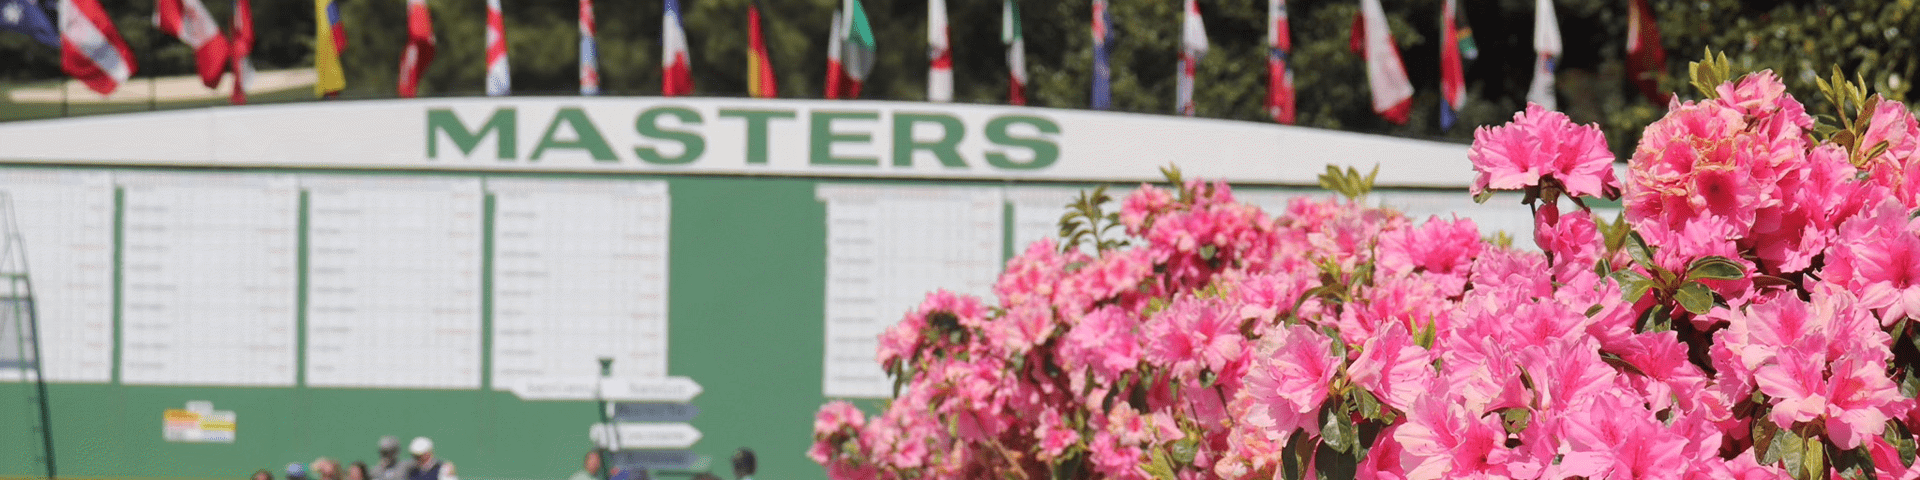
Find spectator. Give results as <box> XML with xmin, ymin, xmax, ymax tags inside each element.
<box><xmin>730</xmin><ymin>449</ymin><xmax>756</xmax><ymax>480</ymax></box>
<box><xmin>405</xmin><ymin>437</ymin><xmax>456</xmax><ymax>480</ymax></box>
<box><xmin>312</xmin><ymin>458</ymin><xmax>341</xmax><ymax>480</ymax></box>
<box><xmin>568</xmin><ymin>450</ymin><xmax>602</xmax><ymax>480</ymax></box>
<box><xmin>252</xmin><ymin>469</ymin><xmax>274</xmax><ymax>480</ymax></box>
<box><xmin>374</xmin><ymin>436</ymin><xmax>407</xmax><ymax>480</ymax></box>
<box><xmin>347</xmin><ymin>462</ymin><xmax>371</xmax><ymax>480</ymax></box>
<box><xmin>286</xmin><ymin>463</ymin><xmax>309</xmax><ymax>480</ymax></box>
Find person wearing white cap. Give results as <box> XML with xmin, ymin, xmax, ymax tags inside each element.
<box><xmin>404</xmin><ymin>437</ymin><xmax>456</xmax><ymax>480</ymax></box>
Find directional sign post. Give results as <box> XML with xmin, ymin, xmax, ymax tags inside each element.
<box><xmin>509</xmin><ymin>376</ymin><xmax>703</xmax><ymax>403</ymax></box>
<box><xmin>589</xmin><ymin>422</ymin><xmax>703</xmax><ymax>450</ymax></box>
<box><xmin>612</xmin><ymin>402</ymin><xmax>701</xmax><ymax>423</ymax></box>
<box><xmin>608</xmin><ymin>450</ymin><xmax>707</xmax><ymax>472</ymax></box>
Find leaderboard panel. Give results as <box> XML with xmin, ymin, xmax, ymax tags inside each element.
<box><xmin>0</xmin><ymin>170</ymin><xmax>114</xmax><ymax>382</ymax></box>
<box><xmin>119</xmin><ymin>173</ymin><xmax>300</xmax><ymax>386</ymax></box>
<box><xmin>488</xmin><ymin>179</ymin><xmax>670</xmax><ymax>387</ymax></box>
<box><xmin>817</xmin><ymin>185</ymin><xmax>1003</xmax><ymax>398</ymax></box>
<box><xmin>304</xmin><ymin>177</ymin><xmax>484</xmax><ymax>389</ymax></box>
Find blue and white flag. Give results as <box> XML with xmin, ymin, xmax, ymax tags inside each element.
<box><xmin>0</xmin><ymin>0</ymin><xmax>58</xmax><ymax>48</ymax></box>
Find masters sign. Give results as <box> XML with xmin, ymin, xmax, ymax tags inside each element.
<box><xmin>0</xmin><ymin>98</ymin><xmax>1472</xmax><ymax>186</ymax></box>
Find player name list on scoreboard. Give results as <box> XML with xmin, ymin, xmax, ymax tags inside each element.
<box><xmin>489</xmin><ymin>179</ymin><xmax>671</xmax><ymax>387</ymax></box>
<box><xmin>817</xmin><ymin>185</ymin><xmax>1003</xmax><ymax>398</ymax></box>
<box><xmin>0</xmin><ymin>170</ymin><xmax>115</xmax><ymax>382</ymax></box>
<box><xmin>120</xmin><ymin>173</ymin><xmax>299</xmax><ymax>386</ymax></box>
<box><xmin>305</xmin><ymin>177</ymin><xmax>484</xmax><ymax>389</ymax></box>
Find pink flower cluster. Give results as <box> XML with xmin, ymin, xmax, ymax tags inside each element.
<box><xmin>812</xmin><ymin>72</ymin><xmax>1920</xmax><ymax>480</ymax></box>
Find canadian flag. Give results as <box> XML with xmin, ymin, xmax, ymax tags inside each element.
<box><xmin>59</xmin><ymin>0</ymin><xmax>136</xmax><ymax>95</ymax></box>
<box><xmin>154</xmin><ymin>0</ymin><xmax>228</xmax><ymax>89</ymax></box>
<box><xmin>229</xmin><ymin>0</ymin><xmax>255</xmax><ymax>104</ymax></box>
<box><xmin>397</xmin><ymin>0</ymin><xmax>435</xmax><ymax>98</ymax></box>
<box><xmin>1354</xmin><ymin>0</ymin><xmax>1413</xmax><ymax>124</ymax></box>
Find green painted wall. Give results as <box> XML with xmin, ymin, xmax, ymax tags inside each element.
<box><xmin>0</xmin><ymin>174</ymin><xmax>832</xmax><ymax>480</ymax></box>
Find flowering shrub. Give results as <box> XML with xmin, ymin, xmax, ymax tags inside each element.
<box><xmin>811</xmin><ymin>58</ymin><xmax>1920</xmax><ymax>480</ymax></box>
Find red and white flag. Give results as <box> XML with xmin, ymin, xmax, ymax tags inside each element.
<box><xmin>927</xmin><ymin>0</ymin><xmax>951</xmax><ymax>102</ymax></box>
<box><xmin>1354</xmin><ymin>0</ymin><xmax>1412</xmax><ymax>124</ymax></box>
<box><xmin>1177</xmin><ymin>0</ymin><xmax>1206</xmax><ymax>116</ymax></box>
<box><xmin>397</xmin><ymin>0</ymin><xmax>435</xmax><ymax>98</ymax></box>
<box><xmin>1267</xmin><ymin>0</ymin><xmax>1293</xmax><ymax>124</ymax></box>
<box><xmin>59</xmin><ymin>0</ymin><xmax>136</xmax><ymax>95</ymax></box>
<box><xmin>485</xmin><ymin>0</ymin><xmax>509</xmax><ymax>96</ymax></box>
<box><xmin>661</xmin><ymin>0</ymin><xmax>693</xmax><ymax>96</ymax></box>
<box><xmin>229</xmin><ymin>0</ymin><xmax>255</xmax><ymax>104</ymax></box>
<box><xmin>1002</xmin><ymin>0</ymin><xmax>1024</xmax><ymax>105</ymax></box>
<box><xmin>825</xmin><ymin>9</ymin><xmax>847</xmax><ymax>99</ymax></box>
<box><xmin>1528</xmin><ymin>0</ymin><xmax>1561</xmax><ymax>110</ymax></box>
<box><xmin>154</xmin><ymin>0</ymin><xmax>228</xmax><ymax>88</ymax></box>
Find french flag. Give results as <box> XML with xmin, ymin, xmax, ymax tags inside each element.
<box><xmin>485</xmin><ymin>0</ymin><xmax>509</xmax><ymax>96</ymax></box>
<box><xmin>154</xmin><ymin>0</ymin><xmax>229</xmax><ymax>89</ymax></box>
<box><xmin>661</xmin><ymin>0</ymin><xmax>693</xmax><ymax>96</ymax></box>
<box><xmin>59</xmin><ymin>0</ymin><xmax>136</xmax><ymax>95</ymax></box>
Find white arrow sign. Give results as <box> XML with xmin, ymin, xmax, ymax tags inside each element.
<box><xmin>599</xmin><ymin>377</ymin><xmax>703</xmax><ymax>403</ymax></box>
<box><xmin>509</xmin><ymin>376</ymin><xmax>703</xmax><ymax>402</ymax></box>
<box><xmin>589</xmin><ymin>422</ymin><xmax>703</xmax><ymax>450</ymax></box>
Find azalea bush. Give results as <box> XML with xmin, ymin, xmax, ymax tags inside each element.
<box><xmin>810</xmin><ymin>55</ymin><xmax>1920</xmax><ymax>480</ymax></box>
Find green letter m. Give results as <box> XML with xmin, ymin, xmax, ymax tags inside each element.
<box><xmin>427</xmin><ymin>108</ymin><xmax>517</xmax><ymax>160</ymax></box>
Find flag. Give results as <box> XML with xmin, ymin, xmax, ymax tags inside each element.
<box><xmin>662</xmin><ymin>0</ymin><xmax>693</xmax><ymax>96</ymax></box>
<box><xmin>1090</xmin><ymin>0</ymin><xmax>1112</xmax><ymax>110</ymax></box>
<box><xmin>1</xmin><ymin>0</ymin><xmax>58</xmax><ymax>48</ymax></box>
<box><xmin>839</xmin><ymin>0</ymin><xmax>875</xmax><ymax>87</ymax></box>
<box><xmin>485</xmin><ymin>0</ymin><xmax>509</xmax><ymax>96</ymax></box>
<box><xmin>580</xmin><ymin>0</ymin><xmax>599</xmax><ymax>95</ymax></box>
<box><xmin>313</xmin><ymin>0</ymin><xmax>343</xmax><ymax>97</ymax></box>
<box><xmin>1528</xmin><ymin>0</ymin><xmax>1561</xmax><ymax>110</ymax></box>
<box><xmin>60</xmin><ymin>0</ymin><xmax>136</xmax><ymax>95</ymax></box>
<box><xmin>1626</xmin><ymin>0</ymin><xmax>1665</xmax><ymax>103</ymax></box>
<box><xmin>397</xmin><ymin>0</ymin><xmax>434</xmax><ymax>98</ymax></box>
<box><xmin>1438</xmin><ymin>0</ymin><xmax>1467</xmax><ymax>130</ymax></box>
<box><xmin>1002</xmin><ymin>0</ymin><xmax>1025</xmax><ymax>106</ymax></box>
<box><xmin>825</xmin><ymin>9</ymin><xmax>846</xmax><ymax>99</ymax></box>
<box><xmin>1266</xmin><ymin>0</ymin><xmax>1293</xmax><ymax>124</ymax></box>
<box><xmin>1177</xmin><ymin>0</ymin><xmax>1206</xmax><ymax>116</ymax></box>
<box><xmin>1355</xmin><ymin>0</ymin><xmax>1412</xmax><ymax>124</ymax></box>
<box><xmin>230</xmin><ymin>0</ymin><xmax>255</xmax><ymax>104</ymax></box>
<box><xmin>927</xmin><ymin>0</ymin><xmax>951</xmax><ymax>102</ymax></box>
<box><xmin>154</xmin><ymin>0</ymin><xmax>229</xmax><ymax>89</ymax></box>
<box><xmin>746</xmin><ymin>2</ymin><xmax>775</xmax><ymax>98</ymax></box>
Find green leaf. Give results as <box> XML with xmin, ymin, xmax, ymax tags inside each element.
<box><xmin>1500</xmin><ymin>408</ymin><xmax>1532</xmax><ymax>435</ymax></box>
<box><xmin>1805</xmin><ymin>436</ymin><xmax>1827</xmax><ymax>480</ymax></box>
<box><xmin>1626</xmin><ymin>231</ymin><xmax>1656</xmax><ymax>268</ymax></box>
<box><xmin>1675</xmin><ymin>282</ymin><xmax>1716</xmax><ymax>315</ymax></box>
<box><xmin>1321</xmin><ymin>403</ymin><xmax>1357</xmax><ymax>454</ymax></box>
<box><xmin>1170</xmin><ymin>437</ymin><xmax>1199</xmax><ymax>465</ymax></box>
<box><xmin>1471</xmin><ymin>189</ymin><xmax>1495</xmax><ymax>204</ymax></box>
<box><xmin>1050</xmin><ymin>453</ymin><xmax>1084</xmax><ymax>480</ymax></box>
<box><xmin>1143</xmin><ymin>448</ymin><xmax>1176</xmax><ymax>480</ymax></box>
<box><xmin>1686</xmin><ymin>256</ymin><xmax>1747</xmax><ymax>281</ymax></box>
<box><xmin>1829</xmin><ymin>443</ymin><xmax>1878</xmax><ymax>480</ymax></box>
<box><xmin>1611</xmin><ymin>269</ymin><xmax>1654</xmax><ymax>303</ymax></box>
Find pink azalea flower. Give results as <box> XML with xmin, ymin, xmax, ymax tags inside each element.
<box><xmin>1395</xmin><ymin>395</ymin><xmax>1534</xmax><ymax>480</ymax></box>
<box><xmin>1348</xmin><ymin>322</ymin><xmax>1436</xmax><ymax>413</ymax></box>
<box><xmin>1034</xmin><ymin>407</ymin><xmax>1079</xmax><ymax>461</ymax></box>
<box><xmin>1377</xmin><ymin>215</ymin><xmax>1483</xmax><ymax>278</ymax></box>
<box><xmin>1858</xmin><ymin>97</ymin><xmax>1920</xmax><ymax>207</ymax></box>
<box><xmin>1824</xmin><ymin>198</ymin><xmax>1920</xmax><ymax>325</ymax></box>
<box><xmin>1627</xmin><ymin>99</ymin><xmax>1785</xmax><ymax>235</ymax></box>
<box><xmin>1242</xmin><ymin>325</ymin><xmax>1335</xmax><ymax>442</ymax></box>
<box><xmin>1143</xmin><ymin>297</ymin><xmax>1244</xmax><ymax>381</ymax></box>
<box><xmin>1469</xmin><ymin>103</ymin><xmax>1620</xmax><ymax>198</ymax></box>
